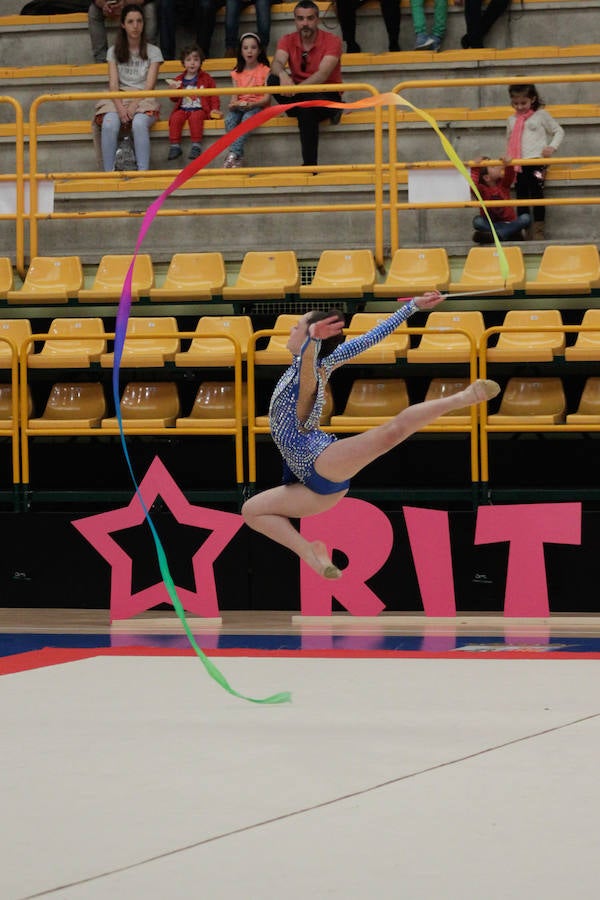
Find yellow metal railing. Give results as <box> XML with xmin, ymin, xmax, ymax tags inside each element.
<box><xmin>246</xmin><ymin>326</ymin><xmax>481</xmax><ymax>485</ymax></box>
<box><xmin>28</xmin><ymin>83</ymin><xmax>386</xmax><ymax>265</ymax></box>
<box><xmin>18</xmin><ymin>331</ymin><xmax>245</xmax><ymax>487</ymax></box>
<box><xmin>479</xmin><ymin>323</ymin><xmax>600</xmax><ymax>484</ymax></box>
<box><xmin>0</xmin><ymin>96</ymin><xmax>25</xmax><ymax>277</ymax></box>
<box><xmin>0</xmin><ymin>334</ymin><xmax>21</xmax><ymax>486</ymax></box>
<box><xmin>389</xmin><ymin>73</ymin><xmax>600</xmax><ymax>254</ymax></box>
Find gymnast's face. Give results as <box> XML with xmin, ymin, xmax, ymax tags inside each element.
<box><xmin>286</xmin><ymin>313</ymin><xmax>311</xmax><ymax>355</ymax></box>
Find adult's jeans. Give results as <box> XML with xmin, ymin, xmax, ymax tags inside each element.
<box><xmin>335</xmin><ymin>0</ymin><xmax>400</xmax><ymax>51</ymax></box>
<box><xmin>463</xmin><ymin>0</ymin><xmax>510</xmax><ymax>48</ymax></box>
<box><xmin>472</xmin><ymin>212</ymin><xmax>531</xmax><ymax>239</ymax></box>
<box><xmin>224</xmin><ymin>0</ymin><xmax>272</xmax><ymax>52</ymax></box>
<box><xmin>101</xmin><ymin>112</ymin><xmax>154</xmax><ymax>171</ymax></box>
<box><xmin>159</xmin><ymin>0</ymin><xmax>221</xmax><ymax>59</ymax></box>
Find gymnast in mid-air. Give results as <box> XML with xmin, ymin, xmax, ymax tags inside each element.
<box><xmin>242</xmin><ymin>291</ymin><xmax>500</xmax><ymax>578</ymax></box>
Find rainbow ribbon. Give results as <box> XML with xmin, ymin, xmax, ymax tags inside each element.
<box><xmin>114</xmin><ymin>91</ymin><xmax>508</xmax><ymax>703</ymax></box>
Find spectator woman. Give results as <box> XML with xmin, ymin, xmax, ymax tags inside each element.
<box><xmin>95</xmin><ymin>3</ymin><xmax>163</xmax><ymax>171</ymax></box>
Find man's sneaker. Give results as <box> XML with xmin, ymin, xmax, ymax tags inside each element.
<box><xmin>414</xmin><ymin>33</ymin><xmax>435</xmax><ymax>50</ymax></box>
<box><xmin>168</xmin><ymin>145</ymin><xmax>182</xmax><ymax>160</ymax></box>
<box><xmin>430</xmin><ymin>36</ymin><xmax>442</xmax><ymax>51</ymax></box>
<box><xmin>472</xmin><ymin>230</ymin><xmax>494</xmax><ymax>244</ymax></box>
<box><xmin>231</xmin><ymin>154</ymin><xmax>244</xmax><ymax>168</ymax></box>
<box><xmin>223</xmin><ymin>152</ymin><xmax>239</xmax><ymax>168</ymax></box>
<box><xmin>189</xmin><ymin>144</ymin><xmax>202</xmax><ymax>160</ymax></box>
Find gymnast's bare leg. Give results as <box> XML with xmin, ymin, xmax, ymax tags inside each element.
<box><xmin>242</xmin><ymin>378</ymin><xmax>499</xmax><ymax>579</ymax></box>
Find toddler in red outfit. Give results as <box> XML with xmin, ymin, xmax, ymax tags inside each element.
<box><xmin>166</xmin><ymin>44</ymin><xmax>222</xmax><ymax>161</ymax></box>
<box><xmin>470</xmin><ymin>156</ymin><xmax>531</xmax><ymax>243</ymax></box>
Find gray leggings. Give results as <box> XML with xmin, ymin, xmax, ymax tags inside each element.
<box><xmin>101</xmin><ymin>112</ymin><xmax>154</xmax><ymax>171</ymax></box>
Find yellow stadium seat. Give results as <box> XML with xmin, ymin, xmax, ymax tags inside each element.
<box><xmin>0</xmin><ymin>319</ymin><xmax>32</xmax><ymax>368</ymax></box>
<box><xmin>175</xmin><ymin>316</ymin><xmax>252</xmax><ymax>366</ymax></box>
<box><xmin>300</xmin><ymin>250</ymin><xmax>376</xmax><ymax>299</ymax></box>
<box><xmin>7</xmin><ymin>256</ymin><xmax>83</xmax><ymax>304</ymax></box>
<box><xmin>255</xmin><ymin>382</ymin><xmax>334</xmax><ymax>427</ymax></box>
<box><xmin>329</xmin><ymin>378</ymin><xmax>409</xmax><ymax>427</ymax></box>
<box><xmin>0</xmin><ymin>384</ymin><xmax>32</xmax><ymax>425</ymax></box>
<box><xmin>101</xmin><ymin>382</ymin><xmax>180</xmax><ymax>428</ymax></box>
<box><xmin>566</xmin><ymin>378</ymin><xmax>600</xmax><ymax>424</ymax></box>
<box><xmin>28</xmin><ymin>318</ymin><xmax>107</xmax><ymax>369</ymax></box>
<box><xmin>374</xmin><ymin>248</ymin><xmax>450</xmax><ymax>298</ymax></box>
<box><xmin>486</xmin><ymin>310</ymin><xmax>565</xmax><ymax>362</ymax></box>
<box><xmin>0</xmin><ymin>258</ymin><xmax>14</xmax><ymax>299</ymax></box>
<box><xmin>28</xmin><ymin>382</ymin><xmax>106</xmax><ymax>429</ymax></box>
<box><xmin>254</xmin><ymin>314</ymin><xmax>300</xmax><ymax>366</ymax></box>
<box><xmin>488</xmin><ymin>378</ymin><xmax>566</xmax><ymax>425</ymax></box>
<box><xmin>222</xmin><ymin>251</ymin><xmax>299</xmax><ymax>301</ymax></box>
<box><xmin>565</xmin><ymin>310</ymin><xmax>600</xmax><ymax>361</ymax></box>
<box><xmin>448</xmin><ymin>247</ymin><xmax>525</xmax><ymax>295</ymax></box>
<box><xmin>424</xmin><ymin>378</ymin><xmax>472</xmax><ymax>426</ymax></box>
<box><xmin>526</xmin><ymin>245</ymin><xmax>600</xmax><ymax>295</ymax></box>
<box><xmin>176</xmin><ymin>381</ymin><xmax>248</xmax><ymax>428</ymax></box>
<box><xmin>149</xmin><ymin>252</ymin><xmax>226</xmax><ymax>302</ymax></box>
<box><xmin>343</xmin><ymin>312</ymin><xmax>410</xmax><ymax>363</ymax></box>
<box><xmin>406</xmin><ymin>311</ymin><xmax>485</xmax><ymax>363</ymax></box>
<box><xmin>100</xmin><ymin>317</ymin><xmax>180</xmax><ymax>367</ymax></box>
<box><xmin>78</xmin><ymin>254</ymin><xmax>154</xmax><ymax>303</ymax></box>
<box><xmin>0</xmin><ymin>384</ymin><xmax>12</xmax><ymax>421</ymax></box>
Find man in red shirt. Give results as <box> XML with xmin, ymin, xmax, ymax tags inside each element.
<box><xmin>267</xmin><ymin>0</ymin><xmax>343</xmax><ymax>166</ymax></box>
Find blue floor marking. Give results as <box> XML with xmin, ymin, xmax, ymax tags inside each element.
<box><xmin>1</xmin><ymin>633</ymin><xmax>599</xmax><ymax>657</ymax></box>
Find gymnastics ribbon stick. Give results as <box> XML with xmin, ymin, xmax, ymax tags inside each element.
<box><xmin>114</xmin><ymin>91</ymin><xmax>507</xmax><ymax>704</ymax></box>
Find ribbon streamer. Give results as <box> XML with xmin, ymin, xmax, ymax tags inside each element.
<box><xmin>114</xmin><ymin>91</ymin><xmax>508</xmax><ymax>703</ymax></box>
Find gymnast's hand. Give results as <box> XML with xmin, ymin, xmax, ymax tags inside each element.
<box><xmin>413</xmin><ymin>290</ymin><xmax>445</xmax><ymax>310</ymax></box>
<box><xmin>309</xmin><ymin>316</ymin><xmax>345</xmax><ymax>341</ymax></box>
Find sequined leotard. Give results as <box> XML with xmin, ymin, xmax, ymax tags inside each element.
<box><xmin>269</xmin><ymin>299</ymin><xmax>418</xmax><ymax>494</ymax></box>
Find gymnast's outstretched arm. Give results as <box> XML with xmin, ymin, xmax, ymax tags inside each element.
<box><xmin>320</xmin><ymin>292</ymin><xmax>443</xmax><ymax>376</ymax></box>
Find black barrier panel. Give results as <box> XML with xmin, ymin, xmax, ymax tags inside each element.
<box><xmin>0</xmin><ymin>506</ymin><xmax>597</xmax><ymax>614</ymax></box>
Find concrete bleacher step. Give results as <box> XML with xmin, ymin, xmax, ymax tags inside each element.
<box><xmin>1</xmin><ymin>1</ymin><xmax>600</xmax><ymax>262</ymax></box>
<box><xmin>3</xmin><ymin>44</ymin><xmax>600</xmax><ymax>122</ymax></box>
<box><xmin>3</xmin><ymin>102</ymin><xmax>596</xmax><ymax>173</ymax></box>
<box><xmin>2</xmin><ymin>0</ymin><xmax>600</xmax><ymax>67</ymax></box>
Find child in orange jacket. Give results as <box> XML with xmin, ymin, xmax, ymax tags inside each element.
<box><xmin>166</xmin><ymin>44</ymin><xmax>222</xmax><ymax>161</ymax></box>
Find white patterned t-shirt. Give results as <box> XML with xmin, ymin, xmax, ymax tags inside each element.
<box><xmin>107</xmin><ymin>43</ymin><xmax>163</xmax><ymax>91</ymax></box>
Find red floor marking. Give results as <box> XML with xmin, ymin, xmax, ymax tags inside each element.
<box><xmin>2</xmin><ymin>646</ymin><xmax>600</xmax><ymax>675</ymax></box>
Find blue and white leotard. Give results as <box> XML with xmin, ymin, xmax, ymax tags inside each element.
<box><xmin>269</xmin><ymin>299</ymin><xmax>418</xmax><ymax>494</ymax></box>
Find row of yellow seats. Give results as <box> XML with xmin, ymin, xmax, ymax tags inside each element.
<box><xmin>0</xmin><ymin>378</ymin><xmax>475</xmax><ymax>432</ymax></box>
<box><xmin>4</xmin><ymin>377</ymin><xmax>598</xmax><ymax>432</ymax></box>
<box><xmin>2</xmin><ymin>308</ymin><xmax>600</xmax><ymax>370</ymax></box>
<box><xmin>1</xmin><ymin>245</ymin><xmax>599</xmax><ymax>307</ymax></box>
<box><xmin>0</xmin><ymin>250</ymin><xmax>376</xmax><ymax>305</ymax></box>
<box><xmin>0</xmin><ymin>381</ymin><xmax>245</xmax><ymax>430</ymax></box>
<box><xmin>0</xmin><ymin>315</ymin><xmax>251</xmax><ymax>369</ymax></box>
<box><xmin>374</xmin><ymin>245</ymin><xmax>600</xmax><ymax>297</ymax></box>
<box><xmin>333</xmin><ymin>377</ymin><xmax>600</xmax><ymax>427</ymax></box>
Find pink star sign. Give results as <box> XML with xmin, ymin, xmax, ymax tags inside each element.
<box><xmin>72</xmin><ymin>456</ymin><xmax>243</xmax><ymax>621</ymax></box>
